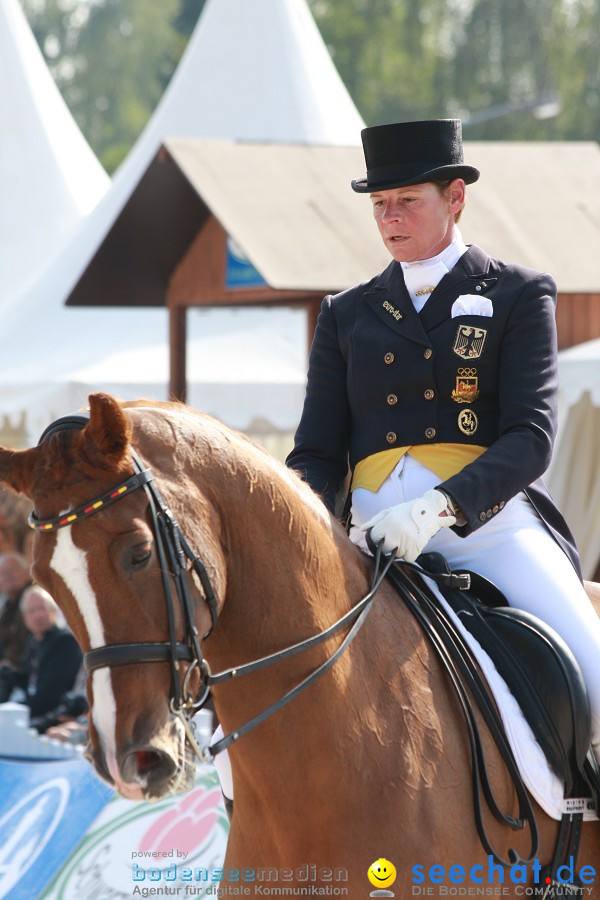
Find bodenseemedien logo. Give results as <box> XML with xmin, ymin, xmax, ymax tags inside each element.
<box><xmin>368</xmin><ymin>858</ymin><xmax>397</xmax><ymax>897</ymax></box>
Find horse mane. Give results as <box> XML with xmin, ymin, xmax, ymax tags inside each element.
<box><xmin>119</xmin><ymin>400</ymin><xmax>356</xmax><ymax>575</ymax></box>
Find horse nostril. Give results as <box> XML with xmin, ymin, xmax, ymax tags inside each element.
<box><xmin>136</xmin><ymin>749</ymin><xmax>163</xmax><ymax>776</ymax></box>
<box><xmin>121</xmin><ymin>747</ymin><xmax>174</xmax><ymax>784</ymax></box>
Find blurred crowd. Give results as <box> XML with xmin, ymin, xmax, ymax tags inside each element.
<box><xmin>0</xmin><ymin>488</ymin><xmax>88</xmax><ymax>744</ymax></box>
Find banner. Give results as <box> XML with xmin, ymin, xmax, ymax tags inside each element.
<box><xmin>0</xmin><ymin>757</ymin><xmax>113</xmax><ymax>900</ymax></box>
<box><xmin>0</xmin><ymin>757</ymin><xmax>228</xmax><ymax>900</ymax></box>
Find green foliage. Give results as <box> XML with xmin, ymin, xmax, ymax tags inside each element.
<box><xmin>20</xmin><ymin>0</ymin><xmax>600</xmax><ymax>169</ymax></box>
<box><xmin>308</xmin><ymin>0</ymin><xmax>600</xmax><ymax>141</ymax></box>
<box><xmin>22</xmin><ymin>0</ymin><xmax>204</xmax><ymax>172</ymax></box>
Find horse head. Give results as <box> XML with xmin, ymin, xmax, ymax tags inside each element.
<box><xmin>0</xmin><ymin>393</ymin><xmax>228</xmax><ymax>800</ymax></box>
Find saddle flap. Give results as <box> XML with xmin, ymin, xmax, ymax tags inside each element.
<box><xmin>451</xmin><ymin>592</ymin><xmax>592</xmax><ymax>795</ymax></box>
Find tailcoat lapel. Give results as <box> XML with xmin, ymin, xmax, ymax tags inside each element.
<box><xmin>419</xmin><ymin>244</ymin><xmax>498</xmax><ymax>332</ymax></box>
<box><xmin>364</xmin><ymin>246</ymin><xmax>498</xmax><ymax>345</ymax></box>
<box><xmin>363</xmin><ymin>261</ymin><xmax>430</xmax><ymax>346</ymax></box>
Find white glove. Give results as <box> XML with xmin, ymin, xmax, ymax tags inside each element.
<box><xmin>361</xmin><ymin>488</ymin><xmax>456</xmax><ymax>561</ymax></box>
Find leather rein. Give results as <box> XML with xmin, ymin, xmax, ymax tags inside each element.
<box><xmin>28</xmin><ymin>414</ymin><xmax>398</xmax><ymax>763</ymax></box>
<box><xmin>29</xmin><ymin>415</ymin><xmax>540</xmax><ymax>868</ymax></box>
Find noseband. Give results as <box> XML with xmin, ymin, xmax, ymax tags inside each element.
<box><xmin>29</xmin><ymin>414</ymin><xmax>219</xmax><ymax>747</ymax></box>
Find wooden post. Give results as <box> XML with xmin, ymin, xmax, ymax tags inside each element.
<box><xmin>169</xmin><ymin>305</ymin><xmax>187</xmax><ymax>402</ymax></box>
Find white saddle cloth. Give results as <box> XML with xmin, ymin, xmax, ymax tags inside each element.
<box><xmin>422</xmin><ymin>574</ymin><xmax>598</xmax><ymax>822</ymax></box>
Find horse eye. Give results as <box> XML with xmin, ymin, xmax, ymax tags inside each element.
<box><xmin>123</xmin><ymin>542</ymin><xmax>153</xmax><ymax>572</ymax></box>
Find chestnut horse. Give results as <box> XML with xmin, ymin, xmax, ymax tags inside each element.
<box><xmin>0</xmin><ymin>393</ymin><xmax>598</xmax><ymax>897</ymax></box>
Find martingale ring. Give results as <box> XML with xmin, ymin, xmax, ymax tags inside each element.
<box><xmin>28</xmin><ymin>469</ymin><xmax>154</xmax><ymax>531</ymax></box>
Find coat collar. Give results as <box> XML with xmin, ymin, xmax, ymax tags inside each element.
<box><xmin>364</xmin><ymin>245</ymin><xmax>497</xmax><ymax>344</ymax></box>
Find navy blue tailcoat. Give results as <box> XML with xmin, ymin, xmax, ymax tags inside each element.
<box><xmin>286</xmin><ymin>244</ymin><xmax>581</xmax><ymax>578</ymax></box>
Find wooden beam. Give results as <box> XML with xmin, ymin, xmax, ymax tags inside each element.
<box><xmin>169</xmin><ymin>305</ymin><xmax>187</xmax><ymax>402</ymax></box>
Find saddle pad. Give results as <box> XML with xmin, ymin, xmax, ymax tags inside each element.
<box><xmin>421</xmin><ymin>573</ymin><xmax>598</xmax><ymax>822</ymax></box>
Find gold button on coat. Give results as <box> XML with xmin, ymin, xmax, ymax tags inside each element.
<box><xmin>479</xmin><ymin>512</ymin><xmax>487</xmax><ymax>522</ymax></box>
<box><xmin>386</xmin><ymin>431</ymin><xmax>397</xmax><ymax>444</ymax></box>
<box><xmin>424</xmin><ymin>389</ymin><xmax>435</xmax><ymax>400</ymax></box>
<box><xmin>387</xmin><ymin>394</ymin><xmax>398</xmax><ymax>405</ymax></box>
<box><xmin>384</xmin><ymin>352</ymin><xmax>395</xmax><ymax>365</ymax></box>
<box><xmin>424</xmin><ymin>348</ymin><xmax>433</xmax><ymax>359</ymax></box>
<box><xmin>425</xmin><ymin>427</ymin><xmax>436</xmax><ymax>439</ymax></box>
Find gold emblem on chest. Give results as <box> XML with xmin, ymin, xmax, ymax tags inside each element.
<box><xmin>451</xmin><ymin>367</ymin><xmax>480</xmax><ymax>404</ymax></box>
<box><xmin>458</xmin><ymin>408</ymin><xmax>479</xmax><ymax>435</ymax></box>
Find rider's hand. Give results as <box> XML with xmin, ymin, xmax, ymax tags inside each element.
<box><xmin>361</xmin><ymin>488</ymin><xmax>456</xmax><ymax>561</ymax></box>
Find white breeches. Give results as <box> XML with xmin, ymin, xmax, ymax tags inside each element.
<box><xmin>350</xmin><ymin>454</ymin><xmax>600</xmax><ymax>758</ymax></box>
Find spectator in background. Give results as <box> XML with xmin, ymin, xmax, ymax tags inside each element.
<box><xmin>0</xmin><ymin>488</ymin><xmax>32</xmax><ymax>557</ymax></box>
<box><xmin>15</xmin><ymin>585</ymin><xmax>85</xmax><ymax>732</ymax></box>
<box><xmin>0</xmin><ymin>552</ymin><xmax>31</xmax><ymax>674</ymax></box>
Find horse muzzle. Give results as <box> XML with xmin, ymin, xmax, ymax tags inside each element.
<box><xmin>89</xmin><ymin>717</ymin><xmax>196</xmax><ymax>801</ymax></box>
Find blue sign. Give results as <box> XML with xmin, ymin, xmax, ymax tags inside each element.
<box><xmin>0</xmin><ymin>757</ymin><xmax>113</xmax><ymax>899</ymax></box>
<box><xmin>225</xmin><ymin>236</ymin><xmax>266</xmax><ymax>289</ymax></box>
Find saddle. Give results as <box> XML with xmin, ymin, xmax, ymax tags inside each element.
<box><xmin>382</xmin><ymin>550</ymin><xmax>600</xmax><ymax>886</ymax></box>
<box><xmin>416</xmin><ymin>552</ymin><xmax>596</xmax><ymax>803</ymax></box>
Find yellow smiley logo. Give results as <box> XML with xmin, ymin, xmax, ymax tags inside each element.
<box><xmin>367</xmin><ymin>858</ymin><xmax>397</xmax><ymax>888</ymax></box>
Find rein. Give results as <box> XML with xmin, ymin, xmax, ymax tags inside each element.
<box><xmin>30</xmin><ymin>413</ymin><xmax>544</xmax><ymax>868</ymax></box>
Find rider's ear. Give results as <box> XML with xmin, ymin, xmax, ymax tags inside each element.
<box><xmin>80</xmin><ymin>393</ymin><xmax>132</xmax><ymax>469</ymax></box>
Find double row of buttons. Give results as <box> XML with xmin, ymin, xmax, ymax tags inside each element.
<box><xmin>385</xmin><ymin>347</ymin><xmax>436</xmax><ymax>445</ymax></box>
<box><xmin>479</xmin><ymin>501</ymin><xmax>505</xmax><ymax>522</ymax></box>
<box><xmin>384</xmin><ymin>348</ymin><xmax>433</xmax><ymax>364</ymax></box>
<box><xmin>386</xmin><ymin>390</ymin><xmax>435</xmax><ymax>405</ymax></box>
<box><xmin>387</xmin><ymin>427</ymin><xmax>436</xmax><ymax>444</ymax></box>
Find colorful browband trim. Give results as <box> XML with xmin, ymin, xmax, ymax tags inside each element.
<box><xmin>28</xmin><ymin>469</ymin><xmax>153</xmax><ymax>532</ymax></box>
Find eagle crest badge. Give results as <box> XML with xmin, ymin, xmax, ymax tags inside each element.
<box><xmin>453</xmin><ymin>324</ymin><xmax>487</xmax><ymax>360</ymax></box>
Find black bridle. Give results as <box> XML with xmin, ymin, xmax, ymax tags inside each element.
<box><xmin>30</xmin><ymin>415</ymin><xmax>220</xmax><ymax>748</ymax></box>
<box><xmin>29</xmin><ymin>413</ymin><xmax>397</xmax><ymax>762</ymax></box>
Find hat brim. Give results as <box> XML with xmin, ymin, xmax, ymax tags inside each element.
<box><xmin>351</xmin><ymin>163</ymin><xmax>480</xmax><ymax>193</ymax></box>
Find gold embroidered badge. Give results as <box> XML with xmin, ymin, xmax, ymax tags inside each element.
<box><xmin>451</xmin><ymin>367</ymin><xmax>479</xmax><ymax>404</ymax></box>
<box><xmin>458</xmin><ymin>408</ymin><xmax>479</xmax><ymax>436</ymax></box>
<box><xmin>382</xmin><ymin>300</ymin><xmax>403</xmax><ymax>322</ymax></box>
<box><xmin>453</xmin><ymin>324</ymin><xmax>487</xmax><ymax>359</ymax></box>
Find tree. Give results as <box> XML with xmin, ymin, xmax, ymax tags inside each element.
<box><xmin>22</xmin><ymin>0</ymin><xmax>600</xmax><ymax>163</ymax></box>
<box><xmin>22</xmin><ymin>0</ymin><xmax>202</xmax><ymax>172</ymax></box>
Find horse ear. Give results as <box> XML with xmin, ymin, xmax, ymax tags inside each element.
<box><xmin>0</xmin><ymin>446</ymin><xmax>39</xmax><ymax>498</ymax></box>
<box><xmin>81</xmin><ymin>393</ymin><xmax>132</xmax><ymax>467</ymax></box>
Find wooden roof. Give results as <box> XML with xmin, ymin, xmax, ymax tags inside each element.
<box><xmin>66</xmin><ymin>138</ymin><xmax>600</xmax><ymax>307</ymax></box>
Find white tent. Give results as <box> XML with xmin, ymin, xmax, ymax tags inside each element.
<box><xmin>0</xmin><ymin>0</ymin><xmax>365</xmax><ymax>449</ymax></box>
<box><xmin>0</xmin><ymin>0</ymin><xmax>109</xmax><ymax>306</ymax></box>
<box><xmin>546</xmin><ymin>340</ymin><xmax>600</xmax><ymax>579</ymax></box>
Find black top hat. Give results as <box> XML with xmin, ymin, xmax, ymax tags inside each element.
<box><xmin>351</xmin><ymin>119</ymin><xmax>479</xmax><ymax>193</ymax></box>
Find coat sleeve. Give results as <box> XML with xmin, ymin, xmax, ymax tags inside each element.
<box><xmin>28</xmin><ymin>632</ymin><xmax>83</xmax><ymax>718</ymax></box>
<box><xmin>286</xmin><ymin>296</ymin><xmax>351</xmax><ymax>513</ymax></box>
<box><xmin>440</xmin><ymin>271</ymin><xmax>559</xmax><ymax>534</ymax></box>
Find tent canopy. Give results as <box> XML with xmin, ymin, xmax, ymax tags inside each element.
<box><xmin>0</xmin><ymin>0</ymin><xmax>108</xmax><ymax>306</ymax></box>
<box><xmin>546</xmin><ymin>338</ymin><xmax>600</xmax><ymax>578</ymax></box>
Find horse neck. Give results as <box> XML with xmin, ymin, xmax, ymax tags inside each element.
<box><xmin>174</xmin><ymin>418</ymin><xmax>370</xmax><ymax>664</ymax></box>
